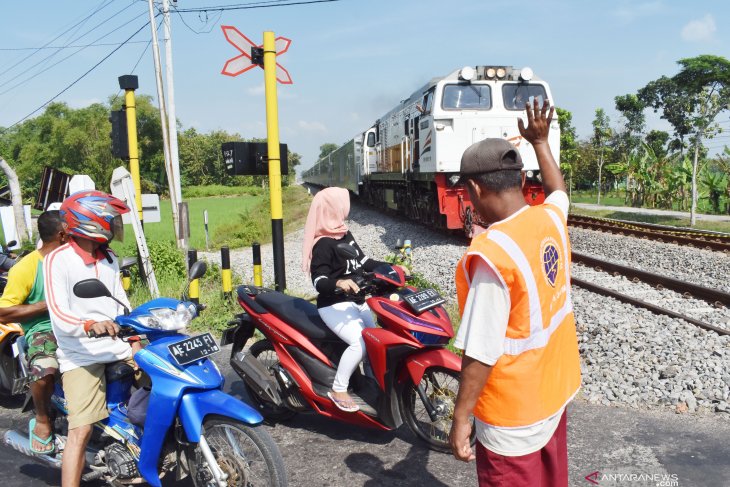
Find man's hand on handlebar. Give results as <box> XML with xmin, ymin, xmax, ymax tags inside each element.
<box><xmin>87</xmin><ymin>320</ymin><xmax>120</xmax><ymax>339</ymax></box>
<box><xmin>335</xmin><ymin>278</ymin><xmax>360</xmax><ymax>294</ymax></box>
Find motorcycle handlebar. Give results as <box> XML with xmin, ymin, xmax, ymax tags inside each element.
<box><xmin>87</xmin><ymin>327</ymin><xmax>133</xmax><ymax>339</ymax></box>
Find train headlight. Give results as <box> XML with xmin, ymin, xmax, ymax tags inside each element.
<box><xmin>485</xmin><ymin>67</ymin><xmax>496</xmax><ymax>79</ymax></box>
<box><xmin>496</xmin><ymin>67</ymin><xmax>506</xmax><ymax>79</ymax></box>
<box><xmin>526</xmin><ymin>170</ymin><xmax>534</xmax><ymax>178</ymax></box>
<box><xmin>520</xmin><ymin>67</ymin><xmax>533</xmax><ymax>81</ymax></box>
<box><xmin>449</xmin><ymin>175</ymin><xmax>461</xmax><ymax>186</ymax></box>
<box><xmin>459</xmin><ymin>66</ymin><xmax>476</xmax><ymax>82</ymax></box>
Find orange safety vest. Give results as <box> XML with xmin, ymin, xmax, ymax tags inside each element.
<box><xmin>455</xmin><ymin>203</ymin><xmax>581</xmax><ymax>428</ymax></box>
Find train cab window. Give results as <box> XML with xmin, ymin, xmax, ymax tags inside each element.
<box><xmin>366</xmin><ymin>132</ymin><xmax>376</xmax><ymax>147</ymax></box>
<box><xmin>503</xmin><ymin>84</ymin><xmax>547</xmax><ymax>110</ymax></box>
<box><xmin>441</xmin><ymin>84</ymin><xmax>492</xmax><ymax>110</ymax></box>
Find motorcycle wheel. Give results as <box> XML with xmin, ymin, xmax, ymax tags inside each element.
<box><xmin>243</xmin><ymin>340</ymin><xmax>297</xmax><ymax>421</ymax></box>
<box><xmin>399</xmin><ymin>366</ymin><xmax>474</xmax><ymax>453</ymax></box>
<box><xmin>188</xmin><ymin>416</ymin><xmax>287</xmax><ymax>487</ymax></box>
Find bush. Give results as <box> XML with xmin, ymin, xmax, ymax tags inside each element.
<box><xmin>147</xmin><ymin>240</ymin><xmax>186</xmax><ymax>280</ymax></box>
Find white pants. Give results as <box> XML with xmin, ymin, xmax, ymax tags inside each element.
<box><xmin>318</xmin><ymin>301</ymin><xmax>377</xmax><ymax>392</ymax></box>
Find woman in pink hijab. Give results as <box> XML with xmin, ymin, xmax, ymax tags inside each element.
<box><xmin>302</xmin><ymin>187</ymin><xmax>401</xmax><ymax>412</ymax></box>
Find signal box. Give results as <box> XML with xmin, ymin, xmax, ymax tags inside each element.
<box><xmin>221</xmin><ymin>142</ymin><xmax>288</xmax><ymax>176</ymax></box>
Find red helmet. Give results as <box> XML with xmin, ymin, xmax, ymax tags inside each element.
<box><xmin>60</xmin><ymin>190</ymin><xmax>130</xmax><ymax>243</ymax></box>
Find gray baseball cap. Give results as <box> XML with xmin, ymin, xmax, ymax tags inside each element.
<box><xmin>458</xmin><ymin>138</ymin><xmax>523</xmax><ymax>183</ymax></box>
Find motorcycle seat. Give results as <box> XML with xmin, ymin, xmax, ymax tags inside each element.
<box><xmin>255</xmin><ymin>292</ymin><xmax>340</xmax><ymax>342</ymax></box>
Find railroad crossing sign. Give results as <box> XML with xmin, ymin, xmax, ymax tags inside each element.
<box><xmin>220</xmin><ymin>25</ymin><xmax>293</xmax><ymax>84</ymax></box>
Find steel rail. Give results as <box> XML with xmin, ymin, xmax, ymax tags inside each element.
<box><xmin>568</xmin><ymin>215</ymin><xmax>730</xmax><ymax>252</ymax></box>
<box><xmin>570</xmin><ymin>276</ymin><xmax>729</xmax><ymax>336</ymax></box>
<box><xmin>572</xmin><ymin>251</ymin><xmax>730</xmax><ymax>307</ymax></box>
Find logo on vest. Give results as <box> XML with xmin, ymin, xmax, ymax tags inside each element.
<box><xmin>540</xmin><ymin>237</ymin><xmax>560</xmax><ymax>287</ymax></box>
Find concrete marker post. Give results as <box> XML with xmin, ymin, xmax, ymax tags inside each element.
<box><xmin>252</xmin><ymin>242</ymin><xmax>262</xmax><ymax>287</ymax></box>
<box><xmin>221</xmin><ymin>246</ymin><xmax>232</xmax><ymax>299</ymax></box>
<box><xmin>187</xmin><ymin>249</ymin><xmax>199</xmax><ymax>305</ymax></box>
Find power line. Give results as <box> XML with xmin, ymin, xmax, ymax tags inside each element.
<box><xmin>1</xmin><ymin>20</ymin><xmax>151</xmax><ymax>133</ymax></box>
<box><xmin>174</xmin><ymin>8</ymin><xmax>224</xmax><ymax>34</ymax></box>
<box><xmin>0</xmin><ymin>0</ymin><xmax>115</xmax><ymax>78</ymax></box>
<box><xmin>110</xmin><ymin>18</ymin><xmax>160</xmax><ymax>108</ymax></box>
<box><xmin>0</xmin><ymin>10</ymin><xmax>150</xmax><ymax>95</ymax></box>
<box><xmin>175</xmin><ymin>0</ymin><xmax>341</xmax><ymax>13</ymax></box>
<box><xmin>0</xmin><ymin>40</ymin><xmax>150</xmax><ymax>51</ymax></box>
<box><xmin>0</xmin><ymin>1</ymin><xmax>140</xmax><ymax>87</ymax></box>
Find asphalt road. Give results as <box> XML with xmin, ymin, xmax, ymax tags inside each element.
<box><xmin>0</xmin><ymin>362</ymin><xmax>728</xmax><ymax>486</ymax></box>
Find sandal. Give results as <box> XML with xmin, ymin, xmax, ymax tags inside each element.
<box><xmin>327</xmin><ymin>391</ymin><xmax>359</xmax><ymax>413</ymax></box>
<box><xmin>29</xmin><ymin>418</ymin><xmax>55</xmax><ymax>455</ymax></box>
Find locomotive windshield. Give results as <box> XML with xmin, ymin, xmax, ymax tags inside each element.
<box><xmin>441</xmin><ymin>84</ymin><xmax>492</xmax><ymax>110</ymax></box>
<box><xmin>502</xmin><ymin>83</ymin><xmax>547</xmax><ymax>110</ymax></box>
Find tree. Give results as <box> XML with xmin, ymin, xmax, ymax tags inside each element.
<box><xmin>614</xmin><ymin>94</ymin><xmax>646</xmax><ymax>155</ymax></box>
<box><xmin>591</xmin><ymin>108</ymin><xmax>612</xmax><ymax>204</ymax></box>
<box><xmin>638</xmin><ymin>55</ymin><xmax>730</xmax><ymax>224</ymax></box>
<box><xmin>556</xmin><ymin>108</ymin><xmax>578</xmax><ymax>198</ymax></box>
<box><xmin>645</xmin><ymin>130</ymin><xmax>670</xmax><ymax>160</ymax></box>
<box><xmin>318</xmin><ymin>143</ymin><xmax>338</xmax><ymax>161</ymax></box>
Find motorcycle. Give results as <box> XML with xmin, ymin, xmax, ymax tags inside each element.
<box><xmin>222</xmin><ymin>242</ymin><xmax>474</xmax><ymax>452</ymax></box>
<box><xmin>0</xmin><ymin>239</ymin><xmax>18</xmax><ymax>295</ymax></box>
<box><xmin>4</xmin><ymin>261</ymin><xmax>288</xmax><ymax>487</ymax></box>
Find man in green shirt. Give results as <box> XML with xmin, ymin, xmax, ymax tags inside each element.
<box><xmin>0</xmin><ymin>210</ymin><xmax>66</xmax><ymax>454</ymax></box>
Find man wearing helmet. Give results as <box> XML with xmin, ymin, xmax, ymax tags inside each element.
<box><xmin>43</xmin><ymin>190</ymin><xmax>135</xmax><ymax>487</ymax></box>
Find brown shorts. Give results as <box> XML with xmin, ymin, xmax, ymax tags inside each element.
<box><xmin>62</xmin><ymin>356</ymin><xmax>136</xmax><ymax>430</ymax></box>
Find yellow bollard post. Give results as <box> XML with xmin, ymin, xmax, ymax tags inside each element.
<box><xmin>262</xmin><ymin>31</ymin><xmax>285</xmax><ymax>292</ymax></box>
<box><xmin>118</xmin><ymin>75</ymin><xmax>143</xmax><ymax>224</ymax></box>
<box><xmin>252</xmin><ymin>242</ymin><xmax>262</xmax><ymax>287</ymax></box>
<box><xmin>121</xmin><ymin>269</ymin><xmax>131</xmax><ymax>291</ymax></box>
<box><xmin>221</xmin><ymin>246</ymin><xmax>232</xmax><ymax>299</ymax></box>
<box><xmin>187</xmin><ymin>249</ymin><xmax>199</xmax><ymax>304</ymax></box>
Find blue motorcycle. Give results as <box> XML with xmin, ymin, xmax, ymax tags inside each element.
<box><xmin>4</xmin><ymin>261</ymin><xmax>287</xmax><ymax>487</ymax></box>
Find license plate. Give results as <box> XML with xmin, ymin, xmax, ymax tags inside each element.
<box><xmin>403</xmin><ymin>288</ymin><xmax>445</xmax><ymax>314</ymax></box>
<box><xmin>168</xmin><ymin>333</ymin><xmax>220</xmax><ymax>366</ymax></box>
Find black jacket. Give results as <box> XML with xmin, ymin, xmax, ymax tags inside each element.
<box><xmin>310</xmin><ymin>231</ymin><xmax>387</xmax><ymax>308</ymax></box>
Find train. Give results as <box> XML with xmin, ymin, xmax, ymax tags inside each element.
<box><xmin>301</xmin><ymin>65</ymin><xmax>561</xmax><ymax>235</ymax></box>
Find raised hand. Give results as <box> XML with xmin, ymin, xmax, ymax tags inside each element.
<box><xmin>517</xmin><ymin>98</ymin><xmax>554</xmax><ymax>146</ymax></box>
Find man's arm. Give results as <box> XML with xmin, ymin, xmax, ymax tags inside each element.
<box><xmin>450</xmin><ymin>356</ymin><xmax>492</xmax><ymax>462</ymax></box>
<box><xmin>518</xmin><ymin>98</ymin><xmax>566</xmax><ymax>196</ymax></box>
<box><xmin>0</xmin><ymin>302</ymin><xmax>47</xmax><ymax>323</ymax></box>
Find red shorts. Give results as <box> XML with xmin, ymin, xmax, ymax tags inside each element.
<box><xmin>476</xmin><ymin>410</ymin><xmax>568</xmax><ymax>487</ymax></box>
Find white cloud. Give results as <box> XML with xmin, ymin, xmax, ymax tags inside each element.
<box><xmin>297</xmin><ymin>120</ymin><xmax>327</xmax><ymax>134</ymax></box>
<box><xmin>681</xmin><ymin>14</ymin><xmax>716</xmax><ymax>42</ymax></box>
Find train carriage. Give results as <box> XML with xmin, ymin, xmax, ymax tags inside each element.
<box><xmin>302</xmin><ymin>65</ymin><xmax>560</xmax><ymax>234</ymax></box>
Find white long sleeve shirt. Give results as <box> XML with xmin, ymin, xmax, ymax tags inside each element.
<box><xmin>43</xmin><ymin>240</ymin><xmax>132</xmax><ymax>373</ymax></box>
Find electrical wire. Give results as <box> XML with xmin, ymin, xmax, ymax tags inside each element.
<box><xmin>0</xmin><ymin>0</ymin><xmax>115</xmax><ymax>77</ymax></box>
<box><xmin>0</xmin><ymin>40</ymin><xmax>151</xmax><ymax>51</ymax></box>
<box><xmin>0</xmin><ymin>10</ymin><xmax>150</xmax><ymax>96</ymax></box>
<box><xmin>1</xmin><ymin>20</ymin><xmax>151</xmax><ymax>133</ymax></box>
<box><xmin>174</xmin><ymin>9</ymin><xmax>224</xmax><ymax>34</ymax></box>
<box><xmin>174</xmin><ymin>0</ymin><xmax>341</xmax><ymax>13</ymax></box>
<box><xmin>109</xmin><ymin>18</ymin><xmax>160</xmax><ymax>108</ymax></box>
<box><xmin>0</xmin><ymin>1</ymin><xmax>141</xmax><ymax>88</ymax></box>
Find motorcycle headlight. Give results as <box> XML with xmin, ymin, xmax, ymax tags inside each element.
<box><xmin>137</xmin><ymin>303</ymin><xmax>194</xmax><ymax>331</ymax></box>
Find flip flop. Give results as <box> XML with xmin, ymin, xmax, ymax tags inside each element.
<box><xmin>29</xmin><ymin>418</ymin><xmax>55</xmax><ymax>455</ymax></box>
<box><xmin>327</xmin><ymin>391</ymin><xmax>359</xmax><ymax>413</ymax></box>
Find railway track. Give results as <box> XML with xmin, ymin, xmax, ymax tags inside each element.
<box><xmin>571</xmin><ymin>251</ymin><xmax>730</xmax><ymax>336</ymax></box>
<box><xmin>568</xmin><ymin>214</ymin><xmax>730</xmax><ymax>252</ymax></box>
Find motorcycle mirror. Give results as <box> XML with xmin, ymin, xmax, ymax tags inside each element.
<box><xmin>334</xmin><ymin>242</ymin><xmax>358</xmax><ymax>260</ymax></box>
<box><xmin>188</xmin><ymin>261</ymin><xmax>207</xmax><ymax>281</ymax></box>
<box><xmin>5</xmin><ymin>240</ymin><xmax>16</xmax><ymax>249</ymax></box>
<box><xmin>394</xmin><ymin>238</ymin><xmax>403</xmax><ymax>250</ymax></box>
<box><xmin>120</xmin><ymin>257</ymin><xmax>137</xmax><ymax>271</ymax></box>
<box><xmin>73</xmin><ymin>279</ymin><xmax>130</xmax><ymax>315</ymax></box>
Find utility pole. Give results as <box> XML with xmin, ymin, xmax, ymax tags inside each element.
<box><xmin>161</xmin><ymin>0</ymin><xmax>183</xmax><ymax>208</ymax></box>
<box><xmin>118</xmin><ymin>75</ymin><xmax>143</xmax><ymax>224</ymax></box>
<box><xmin>147</xmin><ymin>0</ymin><xmax>183</xmax><ymax>247</ymax></box>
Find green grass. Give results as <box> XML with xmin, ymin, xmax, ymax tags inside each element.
<box><xmin>139</xmin><ymin>194</ymin><xmax>261</xmax><ymax>250</ymax></box>
<box><xmin>570</xmin><ymin>207</ymin><xmax>730</xmax><ymax>233</ymax></box>
<box><xmin>569</xmin><ymin>193</ymin><xmax>627</xmax><ymax>206</ymax></box>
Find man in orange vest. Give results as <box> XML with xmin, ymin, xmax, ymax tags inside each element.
<box><xmin>449</xmin><ymin>98</ymin><xmax>581</xmax><ymax>486</ymax></box>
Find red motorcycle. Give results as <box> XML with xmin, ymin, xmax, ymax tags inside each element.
<box><xmin>221</xmin><ymin>243</ymin><xmax>473</xmax><ymax>452</ymax></box>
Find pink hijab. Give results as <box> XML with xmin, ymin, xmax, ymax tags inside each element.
<box><xmin>301</xmin><ymin>187</ymin><xmax>350</xmax><ymax>273</ymax></box>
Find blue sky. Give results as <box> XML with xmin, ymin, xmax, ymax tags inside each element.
<box><xmin>0</xmin><ymin>0</ymin><xmax>728</xmax><ymax>171</ymax></box>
